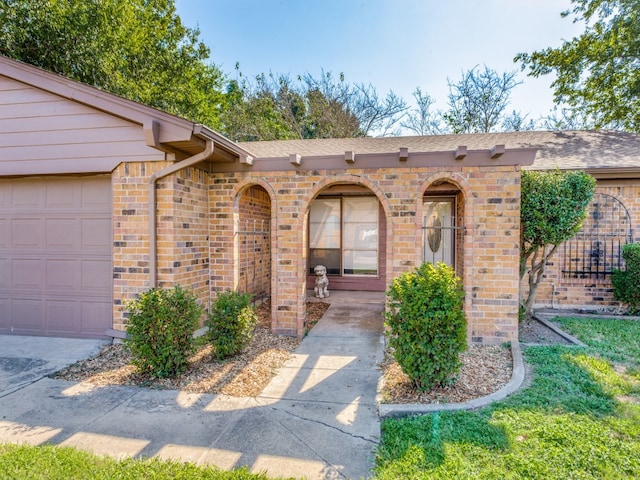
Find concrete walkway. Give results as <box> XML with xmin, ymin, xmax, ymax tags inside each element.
<box><xmin>0</xmin><ymin>291</ymin><xmax>385</xmax><ymax>480</ymax></box>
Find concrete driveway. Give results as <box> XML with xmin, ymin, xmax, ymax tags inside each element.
<box><xmin>0</xmin><ymin>335</ymin><xmax>107</xmax><ymax>397</ymax></box>
<box><xmin>0</xmin><ymin>292</ymin><xmax>385</xmax><ymax>480</ymax></box>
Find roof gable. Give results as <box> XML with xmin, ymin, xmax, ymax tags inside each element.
<box><xmin>0</xmin><ymin>55</ymin><xmax>252</xmax><ymax>174</ymax></box>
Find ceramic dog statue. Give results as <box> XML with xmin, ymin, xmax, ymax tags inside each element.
<box><xmin>314</xmin><ymin>264</ymin><xmax>330</xmax><ymax>299</ymax></box>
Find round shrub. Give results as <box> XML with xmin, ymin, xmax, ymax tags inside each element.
<box><xmin>612</xmin><ymin>243</ymin><xmax>640</xmax><ymax>313</ymax></box>
<box><xmin>384</xmin><ymin>262</ymin><xmax>467</xmax><ymax>391</ymax></box>
<box><xmin>124</xmin><ymin>284</ymin><xmax>202</xmax><ymax>378</ymax></box>
<box><xmin>206</xmin><ymin>291</ymin><xmax>258</xmax><ymax>360</ymax></box>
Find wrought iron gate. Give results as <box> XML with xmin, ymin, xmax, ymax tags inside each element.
<box><xmin>562</xmin><ymin>193</ymin><xmax>632</xmax><ymax>279</ymax></box>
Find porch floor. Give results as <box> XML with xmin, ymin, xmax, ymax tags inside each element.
<box><xmin>306</xmin><ymin>289</ymin><xmax>386</xmax><ymax>305</ymax></box>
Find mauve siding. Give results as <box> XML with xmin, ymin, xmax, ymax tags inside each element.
<box><xmin>0</xmin><ymin>76</ymin><xmax>162</xmax><ymax>174</ymax></box>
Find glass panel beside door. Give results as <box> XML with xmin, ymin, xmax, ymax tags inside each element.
<box><xmin>309</xmin><ymin>196</ymin><xmax>379</xmax><ymax>276</ymax></box>
<box><xmin>309</xmin><ymin>198</ymin><xmax>341</xmax><ymax>274</ymax></box>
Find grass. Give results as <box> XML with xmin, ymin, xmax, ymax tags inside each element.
<box><xmin>0</xmin><ymin>443</ymin><xmax>277</xmax><ymax>480</ymax></box>
<box><xmin>375</xmin><ymin>317</ymin><xmax>640</xmax><ymax>479</ymax></box>
<box><xmin>555</xmin><ymin>316</ymin><xmax>640</xmax><ymax>367</ymax></box>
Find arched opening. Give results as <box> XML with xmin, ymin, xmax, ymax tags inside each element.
<box><xmin>236</xmin><ymin>184</ymin><xmax>271</xmax><ymax>302</ymax></box>
<box><xmin>422</xmin><ymin>180</ymin><xmax>465</xmax><ymax>277</ymax></box>
<box><xmin>306</xmin><ymin>183</ymin><xmax>386</xmax><ymax>292</ymax></box>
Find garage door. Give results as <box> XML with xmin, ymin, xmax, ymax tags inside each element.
<box><xmin>0</xmin><ymin>176</ymin><xmax>112</xmax><ymax>338</ymax></box>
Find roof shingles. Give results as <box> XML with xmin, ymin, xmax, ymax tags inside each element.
<box><xmin>239</xmin><ymin>130</ymin><xmax>640</xmax><ymax>171</ymax></box>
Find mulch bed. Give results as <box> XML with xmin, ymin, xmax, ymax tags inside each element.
<box><xmin>55</xmin><ymin>301</ymin><xmax>330</xmax><ymax>397</ymax></box>
<box><xmin>379</xmin><ymin>344</ymin><xmax>513</xmax><ymax>404</ymax></box>
<box><xmin>379</xmin><ymin>316</ymin><xmax>574</xmax><ymax>405</ymax></box>
<box><xmin>57</xmin><ymin>303</ymin><xmax>568</xmax><ymax>404</ymax></box>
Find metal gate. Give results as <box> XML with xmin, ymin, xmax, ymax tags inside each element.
<box><xmin>238</xmin><ymin>218</ymin><xmax>270</xmax><ymax>303</ymax></box>
<box><xmin>562</xmin><ymin>193</ymin><xmax>633</xmax><ymax>279</ymax></box>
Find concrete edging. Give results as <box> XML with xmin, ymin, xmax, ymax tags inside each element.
<box><xmin>378</xmin><ymin>341</ymin><xmax>525</xmax><ymax>418</ymax></box>
<box><xmin>531</xmin><ymin>314</ymin><xmax>587</xmax><ymax>347</ymax></box>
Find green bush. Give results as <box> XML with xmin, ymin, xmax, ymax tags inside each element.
<box><xmin>612</xmin><ymin>243</ymin><xmax>640</xmax><ymax>313</ymax></box>
<box><xmin>206</xmin><ymin>291</ymin><xmax>258</xmax><ymax>360</ymax></box>
<box><xmin>384</xmin><ymin>262</ymin><xmax>467</xmax><ymax>391</ymax></box>
<box><xmin>124</xmin><ymin>285</ymin><xmax>202</xmax><ymax>378</ymax></box>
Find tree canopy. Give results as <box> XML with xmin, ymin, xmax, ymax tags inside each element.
<box><xmin>220</xmin><ymin>69</ymin><xmax>407</xmax><ymax>141</ymax></box>
<box><xmin>443</xmin><ymin>66</ymin><xmax>526</xmax><ymax>133</ymax></box>
<box><xmin>401</xmin><ymin>88</ymin><xmax>444</xmax><ymax>135</ymax></box>
<box><xmin>1</xmin><ymin>1</ymin><xmax>541</xmax><ymax>139</ymax></box>
<box><xmin>520</xmin><ymin>169</ymin><xmax>597</xmax><ymax>317</ymax></box>
<box><xmin>402</xmin><ymin>66</ymin><xmax>535</xmax><ymax>135</ymax></box>
<box><xmin>0</xmin><ymin>0</ymin><xmax>226</xmax><ymax>128</ymax></box>
<box><xmin>516</xmin><ymin>0</ymin><xmax>640</xmax><ymax>132</ymax></box>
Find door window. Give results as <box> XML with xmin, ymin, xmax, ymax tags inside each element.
<box><xmin>423</xmin><ymin>198</ymin><xmax>455</xmax><ymax>267</ymax></box>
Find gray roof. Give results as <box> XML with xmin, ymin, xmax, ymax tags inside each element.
<box><xmin>239</xmin><ymin>130</ymin><xmax>640</xmax><ymax>172</ymax></box>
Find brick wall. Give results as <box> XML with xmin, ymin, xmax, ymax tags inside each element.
<box><xmin>530</xmin><ymin>180</ymin><xmax>640</xmax><ymax>311</ymax></box>
<box><xmin>112</xmin><ymin>162</ymin><xmax>210</xmax><ymax>331</ymax></box>
<box><xmin>207</xmin><ymin>165</ymin><xmax>522</xmax><ymax>343</ymax></box>
<box><xmin>111</xmin><ymin>160</ymin><xmax>523</xmax><ymax>343</ymax></box>
<box><xmin>111</xmin><ymin>161</ymin><xmax>167</xmax><ymax>331</ymax></box>
<box><xmin>156</xmin><ymin>167</ymin><xmax>210</xmax><ymax>311</ymax></box>
<box><xmin>237</xmin><ymin>185</ymin><xmax>271</xmax><ymax>300</ymax></box>
<box><xmin>459</xmin><ymin>168</ymin><xmax>521</xmax><ymax>342</ymax></box>
<box><xmin>208</xmin><ymin>176</ymin><xmax>238</xmax><ymax>300</ymax></box>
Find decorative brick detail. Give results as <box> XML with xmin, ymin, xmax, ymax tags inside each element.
<box><xmin>236</xmin><ymin>185</ymin><xmax>271</xmax><ymax>300</ymax></box>
<box><xmin>205</xmin><ymin>166</ymin><xmax>522</xmax><ymax>343</ymax></box>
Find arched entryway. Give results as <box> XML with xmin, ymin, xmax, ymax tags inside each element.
<box><xmin>306</xmin><ymin>183</ymin><xmax>387</xmax><ymax>292</ymax></box>
<box><xmin>422</xmin><ymin>180</ymin><xmax>466</xmax><ymax>278</ymax></box>
<box><xmin>236</xmin><ymin>184</ymin><xmax>271</xmax><ymax>302</ymax></box>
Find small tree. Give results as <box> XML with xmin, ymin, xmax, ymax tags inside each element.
<box><xmin>384</xmin><ymin>262</ymin><xmax>467</xmax><ymax>391</ymax></box>
<box><xmin>520</xmin><ymin>170</ymin><xmax>596</xmax><ymax>318</ymax></box>
<box><xmin>612</xmin><ymin>243</ymin><xmax>640</xmax><ymax>313</ymax></box>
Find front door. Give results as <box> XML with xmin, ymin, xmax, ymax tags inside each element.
<box><xmin>423</xmin><ymin>198</ymin><xmax>455</xmax><ymax>267</ymax></box>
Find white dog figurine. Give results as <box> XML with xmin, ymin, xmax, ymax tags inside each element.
<box><xmin>314</xmin><ymin>265</ymin><xmax>330</xmax><ymax>299</ymax></box>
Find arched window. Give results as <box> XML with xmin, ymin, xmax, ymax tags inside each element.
<box><xmin>562</xmin><ymin>193</ymin><xmax>632</xmax><ymax>279</ymax></box>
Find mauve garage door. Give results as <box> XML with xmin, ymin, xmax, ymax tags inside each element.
<box><xmin>0</xmin><ymin>176</ymin><xmax>112</xmax><ymax>338</ymax></box>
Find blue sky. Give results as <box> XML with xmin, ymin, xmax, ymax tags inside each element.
<box><xmin>175</xmin><ymin>0</ymin><xmax>583</xmax><ymax>129</ymax></box>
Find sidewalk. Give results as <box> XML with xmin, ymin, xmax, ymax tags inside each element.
<box><xmin>0</xmin><ymin>292</ymin><xmax>385</xmax><ymax>480</ymax></box>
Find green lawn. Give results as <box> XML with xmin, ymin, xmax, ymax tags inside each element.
<box><xmin>0</xmin><ymin>444</ymin><xmax>280</xmax><ymax>480</ymax></box>
<box><xmin>375</xmin><ymin>317</ymin><xmax>640</xmax><ymax>479</ymax></box>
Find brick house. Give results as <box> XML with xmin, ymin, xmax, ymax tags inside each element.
<box><xmin>2</xmin><ymin>55</ymin><xmax>639</xmax><ymax>342</ymax></box>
